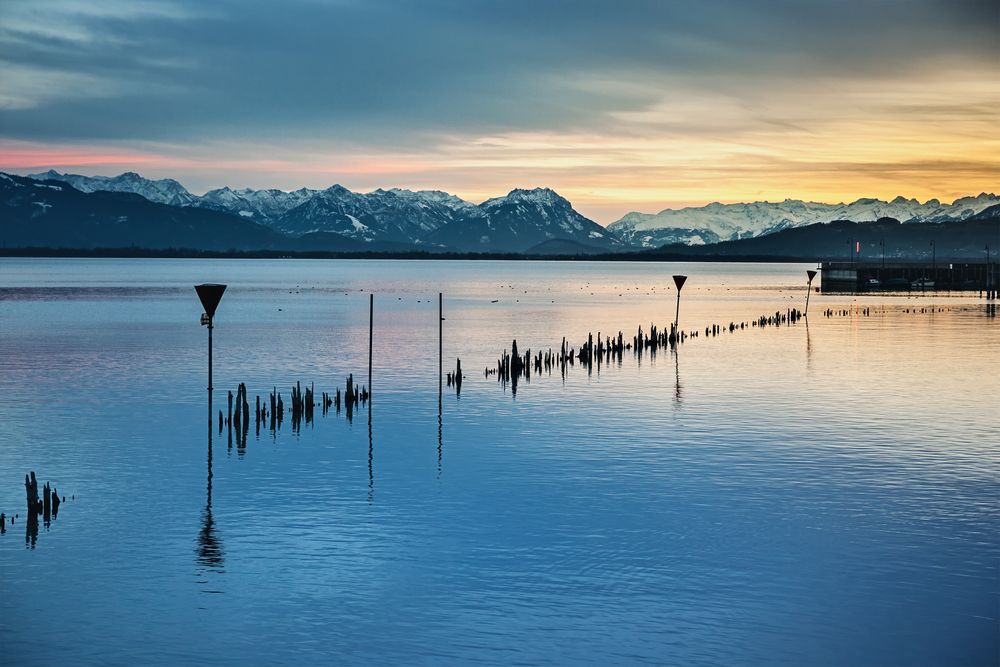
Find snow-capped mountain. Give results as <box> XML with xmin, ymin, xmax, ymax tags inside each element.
<box><xmin>4</xmin><ymin>172</ymin><xmax>288</xmax><ymax>250</ymax></box>
<box><xmin>197</xmin><ymin>186</ymin><xmax>318</xmax><ymax>223</ymax></box>
<box><xmin>609</xmin><ymin>194</ymin><xmax>1000</xmax><ymax>247</ymax></box>
<box><xmin>274</xmin><ymin>185</ymin><xmax>478</xmax><ymax>243</ymax></box>
<box><xmin>26</xmin><ymin>170</ymin><xmax>481</xmax><ymax>244</ymax></box>
<box><xmin>28</xmin><ymin>170</ymin><xmax>199</xmax><ymax>207</ymax></box>
<box><xmin>425</xmin><ymin>187</ymin><xmax>623</xmax><ymax>252</ymax></box>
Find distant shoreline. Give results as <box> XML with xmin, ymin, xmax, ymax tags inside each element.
<box><xmin>0</xmin><ymin>247</ymin><xmax>864</xmax><ymax>263</ymax></box>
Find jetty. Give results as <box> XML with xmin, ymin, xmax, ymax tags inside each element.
<box><xmin>821</xmin><ymin>260</ymin><xmax>997</xmax><ymax>295</ymax></box>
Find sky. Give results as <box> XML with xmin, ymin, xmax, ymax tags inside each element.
<box><xmin>1</xmin><ymin>0</ymin><xmax>998</xmax><ymax>223</ymax></box>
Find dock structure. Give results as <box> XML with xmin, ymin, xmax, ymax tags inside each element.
<box><xmin>821</xmin><ymin>261</ymin><xmax>997</xmax><ymax>295</ymax></box>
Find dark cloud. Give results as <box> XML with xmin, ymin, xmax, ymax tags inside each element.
<box><xmin>0</xmin><ymin>0</ymin><xmax>996</xmax><ymax>144</ymax></box>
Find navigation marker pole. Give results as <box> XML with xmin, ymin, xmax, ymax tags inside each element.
<box><xmin>805</xmin><ymin>270</ymin><xmax>817</xmax><ymax>317</ymax></box>
<box><xmin>672</xmin><ymin>275</ymin><xmax>688</xmax><ymax>335</ymax></box>
<box><xmin>195</xmin><ymin>284</ymin><xmax>227</xmax><ymax>431</ymax></box>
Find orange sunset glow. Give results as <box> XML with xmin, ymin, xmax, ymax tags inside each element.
<box><xmin>1</xmin><ymin>1</ymin><xmax>997</xmax><ymax>222</ymax></box>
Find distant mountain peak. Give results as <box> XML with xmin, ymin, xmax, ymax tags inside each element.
<box><xmin>323</xmin><ymin>184</ymin><xmax>354</xmax><ymax>196</ymax></box>
<box><xmin>483</xmin><ymin>187</ymin><xmax>569</xmax><ymax>209</ymax></box>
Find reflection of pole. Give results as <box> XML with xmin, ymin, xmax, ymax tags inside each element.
<box><xmin>367</xmin><ymin>407</ymin><xmax>373</xmax><ymax>503</ymax></box>
<box><xmin>437</xmin><ymin>394</ymin><xmax>443</xmax><ymax>476</ymax></box>
<box><xmin>368</xmin><ymin>293</ymin><xmax>373</xmax><ymax>399</ymax></box>
<box><xmin>673</xmin><ymin>348</ymin><xmax>681</xmax><ymax>405</ymax></box>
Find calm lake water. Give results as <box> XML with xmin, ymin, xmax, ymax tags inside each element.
<box><xmin>1</xmin><ymin>258</ymin><xmax>997</xmax><ymax>666</ymax></box>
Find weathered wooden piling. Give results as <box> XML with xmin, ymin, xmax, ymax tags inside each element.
<box><xmin>24</xmin><ymin>472</ymin><xmax>39</xmax><ymax>513</ymax></box>
<box><xmin>42</xmin><ymin>482</ymin><xmax>52</xmax><ymax>523</ymax></box>
<box><xmin>446</xmin><ymin>358</ymin><xmax>464</xmax><ymax>394</ymax></box>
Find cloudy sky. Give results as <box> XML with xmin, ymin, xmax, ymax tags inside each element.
<box><xmin>1</xmin><ymin>0</ymin><xmax>998</xmax><ymax>221</ymax></box>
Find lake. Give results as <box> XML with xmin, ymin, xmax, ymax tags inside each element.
<box><xmin>0</xmin><ymin>258</ymin><xmax>997</xmax><ymax>666</ymax></box>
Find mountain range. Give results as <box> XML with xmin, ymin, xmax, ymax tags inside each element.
<box><xmin>646</xmin><ymin>205</ymin><xmax>1000</xmax><ymax>260</ymax></box>
<box><xmin>608</xmin><ymin>194</ymin><xmax>1000</xmax><ymax>247</ymax></box>
<box><xmin>4</xmin><ymin>169</ymin><xmax>998</xmax><ymax>255</ymax></box>
<box><xmin>25</xmin><ymin>170</ymin><xmax>619</xmax><ymax>252</ymax></box>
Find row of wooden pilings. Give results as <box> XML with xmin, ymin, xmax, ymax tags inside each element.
<box><xmin>219</xmin><ymin>375</ymin><xmax>372</xmax><ymax>448</ymax></box>
<box><xmin>205</xmin><ymin>291</ymin><xmax>468</xmax><ymax>450</ymax></box>
<box><xmin>487</xmin><ymin>306</ymin><xmax>810</xmax><ymax>393</ymax></box>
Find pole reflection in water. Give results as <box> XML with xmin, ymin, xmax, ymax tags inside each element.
<box><xmin>806</xmin><ymin>319</ymin><xmax>814</xmax><ymax>372</ymax></box>
<box><xmin>673</xmin><ymin>347</ymin><xmax>683</xmax><ymax>407</ymax></box>
<box><xmin>367</xmin><ymin>404</ymin><xmax>374</xmax><ymax>504</ymax></box>
<box><xmin>197</xmin><ymin>399</ymin><xmax>224</xmax><ymax>577</ymax></box>
<box><xmin>437</xmin><ymin>393</ymin><xmax>443</xmax><ymax>478</ymax></box>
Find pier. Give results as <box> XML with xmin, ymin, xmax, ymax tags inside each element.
<box><xmin>821</xmin><ymin>261</ymin><xmax>997</xmax><ymax>295</ymax></box>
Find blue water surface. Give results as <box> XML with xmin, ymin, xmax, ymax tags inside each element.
<box><xmin>0</xmin><ymin>258</ymin><xmax>997</xmax><ymax>666</ymax></box>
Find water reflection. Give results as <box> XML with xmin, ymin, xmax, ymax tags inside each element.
<box><xmin>805</xmin><ymin>319</ymin><xmax>814</xmax><ymax>372</ymax></box>
<box><xmin>367</xmin><ymin>405</ymin><xmax>374</xmax><ymax>504</ymax></box>
<box><xmin>25</xmin><ymin>510</ymin><xmax>38</xmax><ymax>549</ymax></box>
<box><xmin>673</xmin><ymin>348</ymin><xmax>683</xmax><ymax>407</ymax></box>
<box><xmin>197</xmin><ymin>400</ymin><xmax>224</xmax><ymax>575</ymax></box>
<box><xmin>437</xmin><ymin>394</ymin><xmax>443</xmax><ymax>477</ymax></box>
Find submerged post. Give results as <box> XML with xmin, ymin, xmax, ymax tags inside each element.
<box><xmin>195</xmin><ymin>284</ymin><xmax>227</xmax><ymax>425</ymax></box>
<box><xmin>672</xmin><ymin>275</ymin><xmax>688</xmax><ymax>332</ymax></box>
<box><xmin>805</xmin><ymin>270</ymin><xmax>817</xmax><ymax>317</ymax></box>
<box><xmin>368</xmin><ymin>293</ymin><xmax>374</xmax><ymax>400</ymax></box>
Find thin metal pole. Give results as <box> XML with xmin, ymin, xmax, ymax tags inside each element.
<box><xmin>368</xmin><ymin>293</ymin><xmax>373</xmax><ymax>399</ymax></box>
<box><xmin>439</xmin><ymin>293</ymin><xmax>443</xmax><ymax>393</ymax></box>
<box><xmin>805</xmin><ymin>282</ymin><xmax>812</xmax><ymax>317</ymax></box>
<box><xmin>207</xmin><ymin>317</ymin><xmax>213</xmax><ymax>429</ymax></box>
<box><xmin>207</xmin><ymin>317</ymin><xmax>213</xmax><ymax>393</ymax></box>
